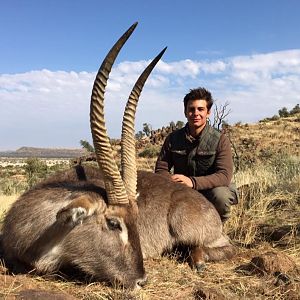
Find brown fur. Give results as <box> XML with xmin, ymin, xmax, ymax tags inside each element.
<box><xmin>136</xmin><ymin>170</ymin><xmax>235</xmax><ymax>262</ymax></box>
<box><xmin>2</xmin><ymin>164</ymin><xmax>235</xmax><ymax>288</ymax></box>
<box><xmin>2</xmin><ymin>167</ymin><xmax>145</xmax><ymax>288</ymax></box>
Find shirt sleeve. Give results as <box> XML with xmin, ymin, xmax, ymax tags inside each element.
<box><xmin>154</xmin><ymin>134</ymin><xmax>173</xmax><ymax>176</ymax></box>
<box><xmin>191</xmin><ymin>134</ymin><xmax>233</xmax><ymax>190</ymax></box>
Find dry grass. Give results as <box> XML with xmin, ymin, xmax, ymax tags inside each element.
<box><xmin>0</xmin><ymin>195</ymin><xmax>18</xmax><ymax>221</ymax></box>
<box><xmin>0</xmin><ymin>116</ymin><xmax>299</xmax><ymax>299</ymax></box>
<box><xmin>229</xmin><ymin>114</ymin><xmax>300</xmax><ymax>169</ymax></box>
<box><xmin>136</xmin><ymin>157</ymin><xmax>157</xmax><ymax>172</ymax></box>
<box><xmin>1</xmin><ymin>162</ymin><xmax>299</xmax><ymax>299</ymax></box>
<box><xmin>1</xmin><ymin>247</ymin><xmax>299</xmax><ymax>299</ymax></box>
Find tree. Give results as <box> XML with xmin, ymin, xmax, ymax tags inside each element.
<box><xmin>278</xmin><ymin>107</ymin><xmax>289</xmax><ymax>118</ymax></box>
<box><xmin>290</xmin><ymin>104</ymin><xmax>300</xmax><ymax>115</ymax></box>
<box><xmin>169</xmin><ymin>121</ymin><xmax>176</xmax><ymax>128</ymax></box>
<box><xmin>135</xmin><ymin>131</ymin><xmax>144</xmax><ymax>140</ymax></box>
<box><xmin>143</xmin><ymin>123</ymin><xmax>152</xmax><ymax>137</ymax></box>
<box><xmin>176</xmin><ymin>120</ymin><xmax>185</xmax><ymax>129</ymax></box>
<box><xmin>80</xmin><ymin>140</ymin><xmax>94</xmax><ymax>153</ymax></box>
<box><xmin>212</xmin><ymin>101</ymin><xmax>231</xmax><ymax>131</ymax></box>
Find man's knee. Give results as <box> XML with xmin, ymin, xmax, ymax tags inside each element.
<box><xmin>202</xmin><ymin>185</ymin><xmax>238</xmax><ymax>221</ymax></box>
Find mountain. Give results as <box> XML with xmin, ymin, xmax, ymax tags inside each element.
<box><xmin>0</xmin><ymin>147</ymin><xmax>88</xmax><ymax>158</ymax></box>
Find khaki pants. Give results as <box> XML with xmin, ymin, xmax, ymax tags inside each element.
<box><xmin>201</xmin><ymin>183</ymin><xmax>238</xmax><ymax>222</ymax></box>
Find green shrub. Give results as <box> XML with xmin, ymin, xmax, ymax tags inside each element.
<box><xmin>48</xmin><ymin>162</ymin><xmax>70</xmax><ymax>174</ymax></box>
<box><xmin>290</xmin><ymin>104</ymin><xmax>300</xmax><ymax>115</ymax></box>
<box><xmin>259</xmin><ymin>115</ymin><xmax>280</xmax><ymax>122</ymax></box>
<box><xmin>0</xmin><ymin>178</ymin><xmax>28</xmax><ymax>195</ymax></box>
<box><xmin>23</xmin><ymin>158</ymin><xmax>48</xmax><ymax>188</ymax></box>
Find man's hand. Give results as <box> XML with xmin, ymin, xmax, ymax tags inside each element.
<box><xmin>171</xmin><ymin>174</ymin><xmax>193</xmax><ymax>188</ymax></box>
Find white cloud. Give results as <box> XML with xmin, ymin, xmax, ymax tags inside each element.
<box><xmin>1</xmin><ymin>49</ymin><xmax>300</xmax><ymax>150</ymax></box>
<box><xmin>228</xmin><ymin>50</ymin><xmax>300</xmax><ymax>84</ymax></box>
<box><xmin>158</xmin><ymin>59</ymin><xmax>201</xmax><ymax>77</ymax></box>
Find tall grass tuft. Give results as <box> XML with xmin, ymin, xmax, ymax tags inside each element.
<box><xmin>226</xmin><ymin>156</ymin><xmax>300</xmax><ymax>246</ymax></box>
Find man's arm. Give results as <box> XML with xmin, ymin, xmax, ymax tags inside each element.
<box><xmin>191</xmin><ymin>134</ymin><xmax>233</xmax><ymax>190</ymax></box>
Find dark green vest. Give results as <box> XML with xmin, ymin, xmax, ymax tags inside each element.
<box><xmin>169</xmin><ymin>124</ymin><xmax>221</xmax><ymax>176</ymax></box>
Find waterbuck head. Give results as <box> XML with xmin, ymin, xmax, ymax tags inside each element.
<box><xmin>88</xmin><ymin>22</ymin><xmax>166</xmax><ymax>288</ymax></box>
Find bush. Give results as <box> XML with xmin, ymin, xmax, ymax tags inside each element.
<box><xmin>48</xmin><ymin>162</ymin><xmax>70</xmax><ymax>174</ymax></box>
<box><xmin>278</xmin><ymin>104</ymin><xmax>300</xmax><ymax>118</ymax></box>
<box><xmin>0</xmin><ymin>178</ymin><xmax>27</xmax><ymax>195</ymax></box>
<box><xmin>290</xmin><ymin>104</ymin><xmax>300</xmax><ymax>115</ymax></box>
<box><xmin>278</xmin><ymin>107</ymin><xmax>289</xmax><ymax>117</ymax></box>
<box><xmin>259</xmin><ymin>115</ymin><xmax>280</xmax><ymax>122</ymax></box>
<box><xmin>138</xmin><ymin>145</ymin><xmax>161</xmax><ymax>158</ymax></box>
<box><xmin>23</xmin><ymin>158</ymin><xmax>48</xmax><ymax>188</ymax></box>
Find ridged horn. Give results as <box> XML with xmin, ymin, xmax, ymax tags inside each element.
<box><xmin>121</xmin><ymin>47</ymin><xmax>167</xmax><ymax>199</ymax></box>
<box><xmin>90</xmin><ymin>22</ymin><xmax>138</xmax><ymax>205</ymax></box>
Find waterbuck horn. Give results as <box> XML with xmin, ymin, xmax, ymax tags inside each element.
<box><xmin>90</xmin><ymin>22</ymin><xmax>138</xmax><ymax>205</ymax></box>
<box><xmin>121</xmin><ymin>47</ymin><xmax>167</xmax><ymax>199</ymax></box>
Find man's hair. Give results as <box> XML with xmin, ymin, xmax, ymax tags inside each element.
<box><xmin>183</xmin><ymin>87</ymin><xmax>214</xmax><ymax>111</ymax></box>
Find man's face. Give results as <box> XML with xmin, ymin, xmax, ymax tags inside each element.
<box><xmin>184</xmin><ymin>99</ymin><xmax>210</xmax><ymax>131</ymax></box>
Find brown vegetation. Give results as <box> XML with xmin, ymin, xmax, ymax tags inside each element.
<box><xmin>0</xmin><ymin>114</ymin><xmax>299</xmax><ymax>299</ymax></box>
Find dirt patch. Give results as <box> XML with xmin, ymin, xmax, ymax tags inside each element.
<box><xmin>236</xmin><ymin>250</ymin><xmax>298</xmax><ymax>276</ymax></box>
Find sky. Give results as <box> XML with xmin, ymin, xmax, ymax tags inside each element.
<box><xmin>1</xmin><ymin>0</ymin><xmax>300</xmax><ymax>150</ymax></box>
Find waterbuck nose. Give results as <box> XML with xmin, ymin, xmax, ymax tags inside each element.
<box><xmin>136</xmin><ymin>275</ymin><xmax>148</xmax><ymax>288</ymax></box>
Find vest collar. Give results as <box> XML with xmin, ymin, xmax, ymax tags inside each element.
<box><xmin>185</xmin><ymin>123</ymin><xmax>210</xmax><ymax>143</ymax></box>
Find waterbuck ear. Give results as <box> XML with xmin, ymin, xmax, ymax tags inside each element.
<box><xmin>56</xmin><ymin>195</ymin><xmax>106</xmax><ymax>226</ymax></box>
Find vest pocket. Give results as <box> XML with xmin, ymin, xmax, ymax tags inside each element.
<box><xmin>194</xmin><ymin>153</ymin><xmax>216</xmax><ymax>176</ymax></box>
<box><xmin>171</xmin><ymin>150</ymin><xmax>188</xmax><ymax>174</ymax></box>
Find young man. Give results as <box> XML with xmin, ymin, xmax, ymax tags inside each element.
<box><xmin>155</xmin><ymin>87</ymin><xmax>238</xmax><ymax>222</ymax></box>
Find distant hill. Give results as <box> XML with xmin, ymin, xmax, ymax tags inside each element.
<box><xmin>227</xmin><ymin>113</ymin><xmax>300</xmax><ymax>168</ymax></box>
<box><xmin>0</xmin><ymin>147</ymin><xmax>88</xmax><ymax>158</ymax></box>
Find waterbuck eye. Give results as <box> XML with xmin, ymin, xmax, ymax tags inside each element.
<box><xmin>107</xmin><ymin>218</ymin><xmax>122</xmax><ymax>231</ymax></box>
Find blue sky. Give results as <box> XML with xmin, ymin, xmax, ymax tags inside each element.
<box><xmin>1</xmin><ymin>0</ymin><xmax>300</xmax><ymax>150</ymax></box>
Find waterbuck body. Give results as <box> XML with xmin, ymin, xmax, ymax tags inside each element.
<box><xmin>1</xmin><ymin>22</ymin><xmax>234</xmax><ymax>289</ymax></box>
<box><xmin>2</xmin><ymin>165</ymin><xmax>233</xmax><ymax>282</ymax></box>
<box><xmin>137</xmin><ymin>170</ymin><xmax>233</xmax><ymax>262</ymax></box>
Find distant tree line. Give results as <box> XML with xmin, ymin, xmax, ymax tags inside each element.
<box><xmin>278</xmin><ymin>104</ymin><xmax>300</xmax><ymax>117</ymax></box>
<box><xmin>135</xmin><ymin>121</ymin><xmax>185</xmax><ymax>140</ymax></box>
<box><xmin>260</xmin><ymin>104</ymin><xmax>300</xmax><ymax>122</ymax></box>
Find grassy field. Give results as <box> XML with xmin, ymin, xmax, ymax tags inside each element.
<box><xmin>0</xmin><ymin>195</ymin><xmax>18</xmax><ymax>222</ymax></box>
<box><xmin>0</xmin><ymin>116</ymin><xmax>299</xmax><ymax>299</ymax></box>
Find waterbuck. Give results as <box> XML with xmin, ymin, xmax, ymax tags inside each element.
<box><xmin>2</xmin><ymin>22</ymin><xmax>234</xmax><ymax>289</ymax></box>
